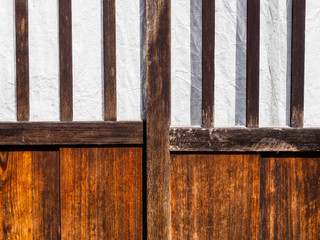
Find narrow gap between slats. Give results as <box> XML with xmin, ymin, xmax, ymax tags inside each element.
<box><xmin>290</xmin><ymin>0</ymin><xmax>306</xmax><ymax>127</ymax></box>
<box><xmin>103</xmin><ymin>0</ymin><xmax>117</xmax><ymax>121</ymax></box>
<box><xmin>16</xmin><ymin>0</ymin><xmax>29</xmax><ymax>121</ymax></box>
<box><xmin>59</xmin><ymin>0</ymin><xmax>73</xmax><ymax>121</ymax></box>
<box><xmin>202</xmin><ymin>0</ymin><xmax>215</xmax><ymax>128</ymax></box>
<box><xmin>246</xmin><ymin>0</ymin><xmax>260</xmax><ymax>127</ymax></box>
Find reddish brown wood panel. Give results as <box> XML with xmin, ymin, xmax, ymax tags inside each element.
<box><xmin>0</xmin><ymin>150</ymin><xmax>60</xmax><ymax>239</ymax></box>
<box><xmin>60</xmin><ymin>147</ymin><xmax>143</xmax><ymax>240</ymax></box>
<box><xmin>59</xmin><ymin>0</ymin><xmax>73</xmax><ymax>121</ymax></box>
<box><xmin>171</xmin><ymin>154</ymin><xmax>260</xmax><ymax>239</ymax></box>
<box><xmin>259</xmin><ymin>156</ymin><xmax>320</xmax><ymax>239</ymax></box>
<box><xmin>103</xmin><ymin>0</ymin><xmax>117</xmax><ymax>121</ymax></box>
<box><xmin>15</xmin><ymin>0</ymin><xmax>29</xmax><ymax>121</ymax></box>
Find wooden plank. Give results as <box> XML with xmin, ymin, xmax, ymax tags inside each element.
<box><xmin>170</xmin><ymin>127</ymin><xmax>320</xmax><ymax>152</ymax></box>
<box><xmin>202</xmin><ymin>0</ymin><xmax>215</xmax><ymax>127</ymax></box>
<box><xmin>291</xmin><ymin>0</ymin><xmax>306</xmax><ymax>127</ymax></box>
<box><xmin>246</xmin><ymin>0</ymin><xmax>260</xmax><ymax>127</ymax></box>
<box><xmin>171</xmin><ymin>154</ymin><xmax>260</xmax><ymax>239</ymax></box>
<box><xmin>59</xmin><ymin>0</ymin><xmax>73</xmax><ymax>121</ymax></box>
<box><xmin>15</xmin><ymin>0</ymin><xmax>29</xmax><ymax>121</ymax></box>
<box><xmin>259</xmin><ymin>155</ymin><xmax>320</xmax><ymax>239</ymax></box>
<box><xmin>146</xmin><ymin>0</ymin><xmax>171</xmax><ymax>239</ymax></box>
<box><xmin>0</xmin><ymin>121</ymin><xmax>144</xmax><ymax>145</ymax></box>
<box><xmin>0</xmin><ymin>150</ymin><xmax>60</xmax><ymax>239</ymax></box>
<box><xmin>103</xmin><ymin>0</ymin><xmax>117</xmax><ymax>121</ymax></box>
<box><xmin>60</xmin><ymin>147</ymin><xmax>142</xmax><ymax>239</ymax></box>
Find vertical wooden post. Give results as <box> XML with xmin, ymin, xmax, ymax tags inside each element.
<box><xmin>16</xmin><ymin>0</ymin><xmax>29</xmax><ymax>121</ymax></box>
<box><xmin>103</xmin><ymin>0</ymin><xmax>117</xmax><ymax>121</ymax></box>
<box><xmin>291</xmin><ymin>0</ymin><xmax>306</xmax><ymax>127</ymax></box>
<box><xmin>246</xmin><ymin>0</ymin><xmax>260</xmax><ymax>127</ymax></box>
<box><xmin>146</xmin><ymin>0</ymin><xmax>171</xmax><ymax>239</ymax></box>
<box><xmin>59</xmin><ymin>0</ymin><xmax>73</xmax><ymax>121</ymax></box>
<box><xmin>202</xmin><ymin>0</ymin><xmax>215</xmax><ymax>128</ymax></box>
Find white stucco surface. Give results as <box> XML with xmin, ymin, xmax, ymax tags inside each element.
<box><xmin>0</xmin><ymin>0</ymin><xmax>319</xmax><ymax>126</ymax></box>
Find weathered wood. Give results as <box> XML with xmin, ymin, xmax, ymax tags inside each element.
<box><xmin>60</xmin><ymin>147</ymin><xmax>142</xmax><ymax>239</ymax></box>
<box><xmin>146</xmin><ymin>0</ymin><xmax>171</xmax><ymax>239</ymax></box>
<box><xmin>246</xmin><ymin>0</ymin><xmax>260</xmax><ymax>127</ymax></box>
<box><xmin>0</xmin><ymin>151</ymin><xmax>60</xmax><ymax>239</ymax></box>
<box><xmin>202</xmin><ymin>0</ymin><xmax>215</xmax><ymax>127</ymax></box>
<box><xmin>15</xmin><ymin>0</ymin><xmax>29</xmax><ymax>121</ymax></box>
<box><xmin>259</xmin><ymin>155</ymin><xmax>320</xmax><ymax>239</ymax></box>
<box><xmin>291</xmin><ymin>0</ymin><xmax>306</xmax><ymax>127</ymax></box>
<box><xmin>0</xmin><ymin>121</ymin><xmax>144</xmax><ymax>145</ymax></box>
<box><xmin>170</xmin><ymin>127</ymin><xmax>320</xmax><ymax>152</ymax></box>
<box><xmin>103</xmin><ymin>0</ymin><xmax>117</xmax><ymax>121</ymax></box>
<box><xmin>171</xmin><ymin>154</ymin><xmax>260</xmax><ymax>239</ymax></box>
<box><xmin>59</xmin><ymin>0</ymin><xmax>73</xmax><ymax>121</ymax></box>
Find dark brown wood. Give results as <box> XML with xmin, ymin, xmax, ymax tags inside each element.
<box><xmin>202</xmin><ymin>0</ymin><xmax>215</xmax><ymax>128</ymax></box>
<box><xmin>259</xmin><ymin>156</ymin><xmax>320</xmax><ymax>239</ymax></box>
<box><xmin>0</xmin><ymin>151</ymin><xmax>60</xmax><ymax>239</ymax></box>
<box><xmin>60</xmin><ymin>147</ymin><xmax>142</xmax><ymax>239</ymax></box>
<box><xmin>291</xmin><ymin>0</ymin><xmax>306</xmax><ymax>127</ymax></box>
<box><xmin>15</xmin><ymin>0</ymin><xmax>29</xmax><ymax>121</ymax></box>
<box><xmin>103</xmin><ymin>0</ymin><xmax>117</xmax><ymax>121</ymax></box>
<box><xmin>0</xmin><ymin>121</ymin><xmax>144</xmax><ymax>145</ymax></box>
<box><xmin>170</xmin><ymin>127</ymin><xmax>320</xmax><ymax>152</ymax></box>
<box><xmin>246</xmin><ymin>0</ymin><xmax>260</xmax><ymax>127</ymax></box>
<box><xmin>171</xmin><ymin>154</ymin><xmax>260</xmax><ymax>239</ymax></box>
<box><xmin>59</xmin><ymin>0</ymin><xmax>73</xmax><ymax>121</ymax></box>
<box><xmin>146</xmin><ymin>0</ymin><xmax>171</xmax><ymax>239</ymax></box>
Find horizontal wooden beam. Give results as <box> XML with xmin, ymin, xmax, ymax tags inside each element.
<box><xmin>170</xmin><ymin>127</ymin><xmax>320</xmax><ymax>152</ymax></box>
<box><xmin>0</xmin><ymin>121</ymin><xmax>144</xmax><ymax>145</ymax></box>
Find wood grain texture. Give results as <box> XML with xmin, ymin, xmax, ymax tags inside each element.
<box><xmin>202</xmin><ymin>0</ymin><xmax>215</xmax><ymax>128</ymax></box>
<box><xmin>246</xmin><ymin>0</ymin><xmax>260</xmax><ymax>127</ymax></box>
<box><xmin>146</xmin><ymin>0</ymin><xmax>171</xmax><ymax>239</ymax></box>
<box><xmin>15</xmin><ymin>0</ymin><xmax>29</xmax><ymax>121</ymax></box>
<box><xmin>0</xmin><ymin>151</ymin><xmax>60</xmax><ymax>239</ymax></box>
<box><xmin>59</xmin><ymin>0</ymin><xmax>73</xmax><ymax>121</ymax></box>
<box><xmin>259</xmin><ymin>156</ymin><xmax>320</xmax><ymax>239</ymax></box>
<box><xmin>291</xmin><ymin>0</ymin><xmax>306</xmax><ymax>127</ymax></box>
<box><xmin>171</xmin><ymin>154</ymin><xmax>260</xmax><ymax>239</ymax></box>
<box><xmin>103</xmin><ymin>0</ymin><xmax>117</xmax><ymax>121</ymax></box>
<box><xmin>0</xmin><ymin>121</ymin><xmax>144</xmax><ymax>145</ymax></box>
<box><xmin>170</xmin><ymin>127</ymin><xmax>320</xmax><ymax>152</ymax></box>
<box><xmin>60</xmin><ymin>147</ymin><xmax>142</xmax><ymax>240</ymax></box>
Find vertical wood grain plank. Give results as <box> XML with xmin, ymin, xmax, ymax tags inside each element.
<box><xmin>246</xmin><ymin>0</ymin><xmax>260</xmax><ymax>127</ymax></box>
<box><xmin>15</xmin><ymin>0</ymin><xmax>29</xmax><ymax>121</ymax></box>
<box><xmin>146</xmin><ymin>0</ymin><xmax>171</xmax><ymax>239</ymax></box>
<box><xmin>291</xmin><ymin>0</ymin><xmax>306</xmax><ymax>127</ymax></box>
<box><xmin>170</xmin><ymin>154</ymin><xmax>260</xmax><ymax>239</ymax></box>
<box><xmin>0</xmin><ymin>151</ymin><xmax>60</xmax><ymax>239</ymax></box>
<box><xmin>103</xmin><ymin>0</ymin><xmax>117</xmax><ymax>121</ymax></box>
<box><xmin>259</xmin><ymin>156</ymin><xmax>320</xmax><ymax>239</ymax></box>
<box><xmin>60</xmin><ymin>147</ymin><xmax>142</xmax><ymax>239</ymax></box>
<box><xmin>59</xmin><ymin>0</ymin><xmax>73</xmax><ymax>121</ymax></box>
<box><xmin>202</xmin><ymin>0</ymin><xmax>215</xmax><ymax>128</ymax></box>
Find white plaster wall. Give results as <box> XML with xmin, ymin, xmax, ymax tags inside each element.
<box><xmin>0</xmin><ymin>0</ymin><xmax>320</xmax><ymax>126</ymax></box>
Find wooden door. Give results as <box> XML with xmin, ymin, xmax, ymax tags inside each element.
<box><xmin>0</xmin><ymin>147</ymin><xmax>143</xmax><ymax>240</ymax></box>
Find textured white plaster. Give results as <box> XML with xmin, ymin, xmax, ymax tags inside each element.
<box><xmin>29</xmin><ymin>0</ymin><xmax>59</xmax><ymax>121</ymax></box>
<box><xmin>0</xmin><ymin>0</ymin><xmax>16</xmax><ymax>121</ymax></box>
<box><xmin>72</xmin><ymin>0</ymin><xmax>103</xmax><ymax>121</ymax></box>
<box><xmin>116</xmin><ymin>0</ymin><xmax>141</xmax><ymax>120</ymax></box>
<box><xmin>304</xmin><ymin>1</ymin><xmax>320</xmax><ymax>126</ymax></box>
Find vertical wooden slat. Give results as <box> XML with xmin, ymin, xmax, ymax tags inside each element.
<box><xmin>291</xmin><ymin>0</ymin><xmax>306</xmax><ymax>127</ymax></box>
<box><xmin>15</xmin><ymin>0</ymin><xmax>29</xmax><ymax>121</ymax></box>
<box><xmin>59</xmin><ymin>0</ymin><xmax>73</xmax><ymax>121</ymax></box>
<box><xmin>202</xmin><ymin>0</ymin><xmax>215</xmax><ymax>128</ymax></box>
<box><xmin>146</xmin><ymin>0</ymin><xmax>171</xmax><ymax>239</ymax></box>
<box><xmin>103</xmin><ymin>0</ymin><xmax>117</xmax><ymax>121</ymax></box>
<box><xmin>246</xmin><ymin>0</ymin><xmax>260</xmax><ymax>127</ymax></box>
